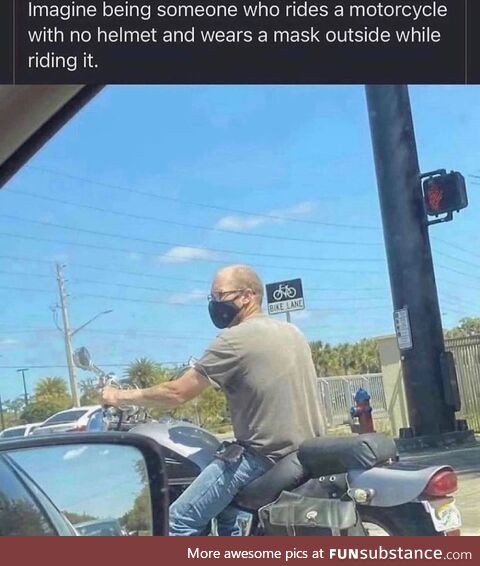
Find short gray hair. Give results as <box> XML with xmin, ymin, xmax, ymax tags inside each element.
<box><xmin>217</xmin><ymin>264</ymin><xmax>264</xmax><ymax>306</ymax></box>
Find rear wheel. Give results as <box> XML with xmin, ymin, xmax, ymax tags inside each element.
<box><xmin>359</xmin><ymin>503</ymin><xmax>442</xmax><ymax>536</ymax></box>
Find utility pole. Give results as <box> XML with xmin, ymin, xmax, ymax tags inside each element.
<box><xmin>55</xmin><ymin>264</ymin><xmax>113</xmax><ymax>407</ymax></box>
<box><xmin>16</xmin><ymin>368</ymin><xmax>29</xmax><ymax>406</ymax></box>
<box><xmin>0</xmin><ymin>395</ymin><xmax>5</xmax><ymax>430</ymax></box>
<box><xmin>56</xmin><ymin>264</ymin><xmax>80</xmax><ymax>407</ymax></box>
<box><xmin>365</xmin><ymin>85</ymin><xmax>456</xmax><ymax>437</ymax></box>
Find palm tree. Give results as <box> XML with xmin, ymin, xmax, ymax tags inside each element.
<box><xmin>21</xmin><ymin>377</ymin><xmax>72</xmax><ymax>423</ymax></box>
<box><xmin>125</xmin><ymin>358</ymin><xmax>169</xmax><ymax>388</ymax></box>
<box><xmin>4</xmin><ymin>397</ymin><xmax>25</xmax><ymax>417</ymax></box>
<box><xmin>34</xmin><ymin>377</ymin><xmax>71</xmax><ymax>401</ymax></box>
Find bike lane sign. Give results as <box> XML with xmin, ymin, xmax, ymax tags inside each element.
<box><xmin>266</xmin><ymin>278</ymin><xmax>305</xmax><ymax>315</ymax></box>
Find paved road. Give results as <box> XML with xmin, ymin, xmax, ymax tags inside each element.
<box><xmin>402</xmin><ymin>442</ymin><xmax>480</xmax><ymax>536</ymax></box>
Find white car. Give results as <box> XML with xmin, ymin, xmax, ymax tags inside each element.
<box><xmin>0</xmin><ymin>423</ymin><xmax>42</xmax><ymax>440</ymax></box>
<box><xmin>31</xmin><ymin>406</ymin><xmax>105</xmax><ymax>436</ymax></box>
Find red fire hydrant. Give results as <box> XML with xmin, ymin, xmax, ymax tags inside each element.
<box><xmin>350</xmin><ymin>388</ymin><xmax>375</xmax><ymax>434</ymax></box>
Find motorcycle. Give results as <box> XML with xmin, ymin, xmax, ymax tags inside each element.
<box><xmin>73</xmin><ymin>346</ymin><xmax>462</xmax><ymax>536</ymax></box>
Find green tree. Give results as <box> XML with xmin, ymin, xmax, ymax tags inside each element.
<box><xmin>4</xmin><ymin>397</ymin><xmax>25</xmax><ymax>418</ymax></box>
<box><xmin>125</xmin><ymin>358</ymin><xmax>170</xmax><ymax>388</ymax></box>
<box><xmin>21</xmin><ymin>377</ymin><xmax>72</xmax><ymax>423</ymax></box>
<box><xmin>310</xmin><ymin>339</ymin><xmax>380</xmax><ymax>377</ymax></box>
<box><xmin>445</xmin><ymin>317</ymin><xmax>480</xmax><ymax>339</ymax></box>
<box><xmin>79</xmin><ymin>378</ymin><xmax>101</xmax><ymax>406</ymax></box>
<box><xmin>21</xmin><ymin>399</ymin><xmax>67</xmax><ymax>423</ymax></box>
<box><xmin>1</xmin><ymin>397</ymin><xmax>25</xmax><ymax>428</ymax></box>
<box><xmin>0</xmin><ymin>497</ymin><xmax>55</xmax><ymax>536</ymax></box>
<box><xmin>34</xmin><ymin>377</ymin><xmax>71</xmax><ymax>401</ymax></box>
<box><xmin>122</xmin><ymin>486</ymin><xmax>151</xmax><ymax>533</ymax></box>
<box><xmin>63</xmin><ymin>511</ymin><xmax>97</xmax><ymax>525</ymax></box>
<box><xmin>173</xmin><ymin>387</ymin><xmax>228</xmax><ymax>431</ymax></box>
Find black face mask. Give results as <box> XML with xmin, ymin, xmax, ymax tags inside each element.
<box><xmin>208</xmin><ymin>299</ymin><xmax>241</xmax><ymax>329</ymax></box>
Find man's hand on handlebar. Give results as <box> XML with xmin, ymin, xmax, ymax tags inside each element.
<box><xmin>101</xmin><ymin>385</ymin><xmax>123</xmax><ymax>407</ymax></box>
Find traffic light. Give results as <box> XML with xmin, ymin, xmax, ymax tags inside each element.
<box><xmin>422</xmin><ymin>171</ymin><xmax>468</xmax><ymax>217</ymax></box>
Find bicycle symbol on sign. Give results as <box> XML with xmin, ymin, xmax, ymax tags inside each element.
<box><xmin>273</xmin><ymin>283</ymin><xmax>297</xmax><ymax>301</ymax></box>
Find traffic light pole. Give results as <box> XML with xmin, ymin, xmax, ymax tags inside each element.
<box><xmin>365</xmin><ymin>85</ymin><xmax>456</xmax><ymax>437</ymax></box>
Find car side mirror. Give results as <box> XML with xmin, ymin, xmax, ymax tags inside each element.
<box><xmin>0</xmin><ymin>433</ymin><xmax>168</xmax><ymax>536</ymax></box>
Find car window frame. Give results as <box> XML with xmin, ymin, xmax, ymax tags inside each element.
<box><xmin>6</xmin><ymin>456</ymin><xmax>77</xmax><ymax>536</ymax></box>
<box><xmin>0</xmin><ymin>454</ymin><xmax>59</xmax><ymax>536</ymax></box>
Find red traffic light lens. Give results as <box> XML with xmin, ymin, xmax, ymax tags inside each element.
<box><xmin>422</xmin><ymin>172</ymin><xmax>468</xmax><ymax>216</ymax></box>
<box><xmin>426</xmin><ymin>183</ymin><xmax>443</xmax><ymax>212</ymax></box>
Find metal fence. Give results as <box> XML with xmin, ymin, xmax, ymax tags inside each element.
<box><xmin>317</xmin><ymin>373</ymin><xmax>388</xmax><ymax>429</ymax></box>
<box><xmin>317</xmin><ymin>336</ymin><xmax>480</xmax><ymax>433</ymax></box>
<box><xmin>446</xmin><ymin>335</ymin><xmax>480</xmax><ymax>432</ymax></box>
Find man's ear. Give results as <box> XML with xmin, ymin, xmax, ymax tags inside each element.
<box><xmin>243</xmin><ymin>288</ymin><xmax>255</xmax><ymax>304</ymax></box>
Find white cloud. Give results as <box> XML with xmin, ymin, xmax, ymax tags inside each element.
<box><xmin>168</xmin><ymin>288</ymin><xmax>206</xmax><ymax>305</ymax></box>
<box><xmin>157</xmin><ymin>246</ymin><xmax>219</xmax><ymax>264</ymax></box>
<box><xmin>63</xmin><ymin>446</ymin><xmax>88</xmax><ymax>461</ymax></box>
<box><xmin>0</xmin><ymin>338</ymin><xmax>20</xmax><ymax>349</ymax></box>
<box><xmin>215</xmin><ymin>201</ymin><xmax>316</xmax><ymax>231</ymax></box>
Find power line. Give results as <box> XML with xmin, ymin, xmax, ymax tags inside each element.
<box><xmin>0</xmin><ymin>284</ymin><xmax>55</xmax><ymax>294</ymax></box>
<box><xmin>12</xmin><ymin>188</ymin><xmax>383</xmax><ymax>247</ymax></box>
<box><xmin>432</xmin><ymin>236</ymin><xmax>480</xmax><ymax>261</ymax></box>
<box><xmin>0</xmin><ymin>328</ymin><xmax>211</xmax><ymax>338</ymax></box>
<box><xmin>0</xmin><ymin>254</ymin><xmax>55</xmax><ymax>266</ymax></box>
<box><xmin>437</xmin><ymin>263</ymin><xmax>480</xmax><ymax>281</ymax></box>
<box><xmin>0</xmin><ymin>214</ymin><xmax>384</xmax><ymax>264</ymax></box>
<box><xmin>0</xmin><ymin>260</ymin><xmax>388</xmax><ymax>292</ymax></box>
<box><xmin>0</xmin><ymin>231</ymin><xmax>386</xmax><ymax>274</ymax></box>
<box><xmin>0</xmin><ymin>269</ymin><xmax>390</xmax><ymax>300</ymax></box>
<box><xmin>2</xmin><ymin>247</ymin><xmax>476</xmax><ymax>296</ymax></box>
<box><xmin>27</xmin><ymin>165</ymin><xmax>379</xmax><ymax>231</ymax></box>
<box><xmin>0</xmin><ymin>282</ymin><xmax>392</xmax><ymax>312</ymax></box>
<box><xmin>0</xmin><ymin>253</ymin><xmax>210</xmax><ymax>284</ymax></box>
<box><xmin>0</xmin><ymin>269</ymin><xmax>51</xmax><ymax>279</ymax></box>
<box><xmin>0</xmin><ymin>363</ymin><xmax>183</xmax><ymax>369</ymax></box>
<box><xmin>435</xmin><ymin>249</ymin><xmax>480</xmax><ymax>269</ymax></box>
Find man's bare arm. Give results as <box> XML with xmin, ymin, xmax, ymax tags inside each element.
<box><xmin>102</xmin><ymin>367</ymin><xmax>210</xmax><ymax>409</ymax></box>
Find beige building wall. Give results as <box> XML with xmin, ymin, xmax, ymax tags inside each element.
<box><xmin>377</xmin><ymin>335</ymin><xmax>410</xmax><ymax>434</ymax></box>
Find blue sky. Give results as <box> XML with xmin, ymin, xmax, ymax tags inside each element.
<box><xmin>0</xmin><ymin>85</ymin><xmax>479</xmax><ymax>402</ymax></box>
<box><xmin>11</xmin><ymin>443</ymin><xmax>146</xmax><ymax>520</ymax></box>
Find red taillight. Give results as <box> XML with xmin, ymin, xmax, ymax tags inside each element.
<box><xmin>424</xmin><ymin>470</ymin><xmax>458</xmax><ymax>497</ymax></box>
<box><xmin>446</xmin><ymin>530</ymin><xmax>461</xmax><ymax>536</ymax></box>
<box><xmin>74</xmin><ymin>425</ymin><xmax>86</xmax><ymax>432</ymax></box>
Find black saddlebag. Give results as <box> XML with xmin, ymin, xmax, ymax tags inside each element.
<box><xmin>258</xmin><ymin>490</ymin><xmax>363</xmax><ymax>536</ymax></box>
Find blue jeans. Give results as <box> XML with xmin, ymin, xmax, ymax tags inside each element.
<box><xmin>169</xmin><ymin>449</ymin><xmax>271</xmax><ymax>536</ymax></box>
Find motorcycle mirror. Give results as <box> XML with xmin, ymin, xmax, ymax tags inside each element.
<box><xmin>73</xmin><ymin>346</ymin><xmax>93</xmax><ymax>371</ymax></box>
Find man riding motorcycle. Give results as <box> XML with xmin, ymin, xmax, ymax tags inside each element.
<box><xmin>102</xmin><ymin>264</ymin><xmax>325</xmax><ymax>535</ymax></box>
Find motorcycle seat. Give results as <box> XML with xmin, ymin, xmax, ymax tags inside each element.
<box><xmin>234</xmin><ymin>434</ymin><xmax>397</xmax><ymax>511</ymax></box>
<box><xmin>298</xmin><ymin>433</ymin><xmax>398</xmax><ymax>478</ymax></box>
<box><xmin>234</xmin><ymin>450</ymin><xmax>307</xmax><ymax>511</ymax></box>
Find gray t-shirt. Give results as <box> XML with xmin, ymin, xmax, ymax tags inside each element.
<box><xmin>195</xmin><ymin>313</ymin><xmax>325</xmax><ymax>460</ymax></box>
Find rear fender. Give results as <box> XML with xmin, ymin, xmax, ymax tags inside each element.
<box><xmin>348</xmin><ymin>465</ymin><xmax>454</xmax><ymax>507</ymax></box>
